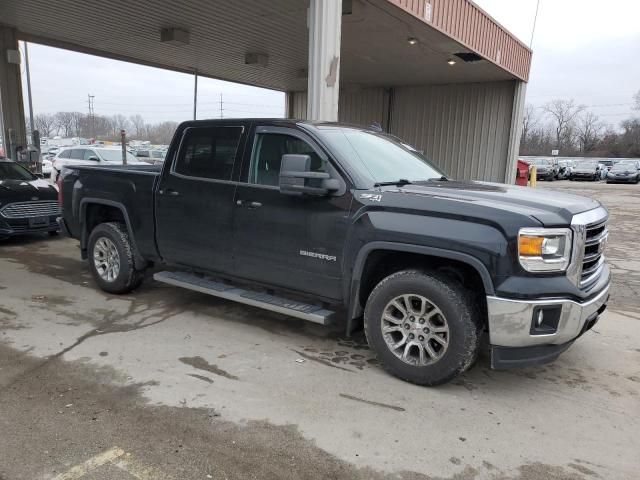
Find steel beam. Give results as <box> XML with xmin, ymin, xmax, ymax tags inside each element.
<box><xmin>0</xmin><ymin>27</ymin><xmax>27</xmax><ymax>159</ymax></box>
<box><xmin>307</xmin><ymin>0</ymin><xmax>342</xmax><ymax>121</ymax></box>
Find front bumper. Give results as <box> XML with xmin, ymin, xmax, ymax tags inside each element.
<box><xmin>0</xmin><ymin>215</ymin><xmax>60</xmax><ymax>237</ymax></box>
<box><xmin>607</xmin><ymin>175</ymin><xmax>636</xmax><ymax>183</ymax></box>
<box><xmin>572</xmin><ymin>173</ymin><xmax>598</xmax><ymax>180</ymax></box>
<box><xmin>486</xmin><ymin>282</ymin><xmax>610</xmax><ymax>369</ymax></box>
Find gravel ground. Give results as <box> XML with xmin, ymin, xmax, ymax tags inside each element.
<box><xmin>0</xmin><ymin>181</ymin><xmax>638</xmax><ymax>480</ymax></box>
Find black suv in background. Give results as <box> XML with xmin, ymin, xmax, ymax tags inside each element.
<box><xmin>59</xmin><ymin>119</ymin><xmax>611</xmax><ymax>386</ymax></box>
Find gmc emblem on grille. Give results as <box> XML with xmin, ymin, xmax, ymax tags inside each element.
<box><xmin>31</xmin><ymin>197</ymin><xmax>38</xmax><ymax>201</ymax></box>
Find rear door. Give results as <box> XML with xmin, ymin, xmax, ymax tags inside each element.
<box><xmin>155</xmin><ymin>122</ymin><xmax>249</xmax><ymax>274</ymax></box>
<box><xmin>231</xmin><ymin>125</ymin><xmax>352</xmax><ymax>300</ymax></box>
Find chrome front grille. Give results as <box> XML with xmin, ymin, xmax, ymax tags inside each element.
<box><xmin>580</xmin><ymin>219</ymin><xmax>608</xmax><ymax>288</ymax></box>
<box><xmin>0</xmin><ymin>201</ymin><xmax>61</xmax><ymax>219</ymax></box>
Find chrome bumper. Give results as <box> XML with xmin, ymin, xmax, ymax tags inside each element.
<box><xmin>486</xmin><ymin>283</ymin><xmax>610</xmax><ymax>348</ymax></box>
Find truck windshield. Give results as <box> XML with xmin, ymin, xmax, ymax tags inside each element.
<box><xmin>319</xmin><ymin>127</ymin><xmax>445</xmax><ymax>184</ymax></box>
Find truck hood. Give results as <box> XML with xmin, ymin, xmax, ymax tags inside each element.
<box><xmin>0</xmin><ymin>178</ymin><xmax>58</xmax><ymax>204</ymax></box>
<box><xmin>371</xmin><ymin>180</ymin><xmax>601</xmax><ymax>226</ymax></box>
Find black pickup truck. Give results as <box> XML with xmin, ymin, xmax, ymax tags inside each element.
<box><xmin>59</xmin><ymin>119</ymin><xmax>611</xmax><ymax>385</ymax></box>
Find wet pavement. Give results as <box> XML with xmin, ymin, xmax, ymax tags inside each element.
<box><xmin>0</xmin><ymin>181</ymin><xmax>638</xmax><ymax>479</ymax></box>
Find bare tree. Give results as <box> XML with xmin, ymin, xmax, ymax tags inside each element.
<box><xmin>34</xmin><ymin>113</ymin><xmax>57</xmax><ymax>138</ymax></box>
<box><xmin>69</xmin><ymin>112</ymin><xmax>85</xmax><ymax>137</ymax></box>
<box><xmin>55</xmin><ymin>112</ymin><xmax>75</xmax><ymax>138</ymax></box>
<box><xmin>520</xmin><ymin>104</ymin><xmax>538</xmax><ymax>153</ymax></box>
<box><xmin>110</xmin><ymin>114</ymin><xmax>131</xmax><ymax>137</ymax></box>
<box><xmin>633</xmin><ymin>90</ymin><xmax>640</xmax><ymax>111</ymax></box>
<box><xmin>576</xmin><ymin>112</ymin><xmax>604</xmax><ymax>153</ymax></box>
<box><xmin>542</xmin><ymin>99</ymin><xmax>585</xmax><ymax>151</ymax></box>
<box><xmin>129</xmin><ymin>114</ymin><xmax>146</xmax><ymax>137</ymax></box>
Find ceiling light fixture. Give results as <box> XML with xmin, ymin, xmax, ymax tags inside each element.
<box><xmin>447</xmin><ymin>58</ymin><xmax>456</xmax><ymax>65</ymax></box>
<box><xmin>407</xmin><ymin>37</ymin><xmax>418</xmax><ymax>45</ymax></box>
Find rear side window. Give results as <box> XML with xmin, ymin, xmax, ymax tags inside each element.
<box><xmin>174</xmin><ymin>126</ymin><xmax>243</xmax><ymax>180</ymax></box>
<box><xmin>58</xmin><ymin>150</ymin><xmax>71</xmax><ymax>159</ymax></box>
<box><xmin>69</xmin><ymin>149</ymin><xmax>86</xmax><ymax>160</ymax></box>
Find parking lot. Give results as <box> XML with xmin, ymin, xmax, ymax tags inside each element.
<box><xmin>0</xmin><ymin>181</ymin><xmax>638</xmax><ymax>480</ymax></box>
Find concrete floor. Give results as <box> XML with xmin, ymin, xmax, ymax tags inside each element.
<box><xmin>0</xmin><ymin>181</ymin><xmax>638</xmax><ymax>480</ymax></box>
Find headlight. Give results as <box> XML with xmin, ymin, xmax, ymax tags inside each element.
<box><xmin>518</xmin><ymin>228</ymin><xmax>572</xmax><ymax>272</ymax></box>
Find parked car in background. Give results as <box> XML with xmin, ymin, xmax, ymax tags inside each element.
<box><xmin>571</xmin><ymin>161</ymin><xmax>602</xmax><ymax>181</ymax></box>
<box><xmin>557</xmin><ymin>159</ymin><xmax>574</xmax><ymax>180</ymax></box>
<box><xmin>51</xmin><ymin>146</ymin><xmax>146</xmax><ymax>181</ymax></box>
<box><xmin>0</xmin><ymin>158</ymin><xmax>60</xmax><ymax>239</ymax></box>
<box><xmin>135</xmin><ymin>149</ymin><xmax>167</xmax><ymax>165</ymax></box>
<box><xmin>606</xmin><ymin>160</ymin><xmax>640</xmax><ymax>184</ymax></box>
<box><xmin>41</xmin><ymin>158</ymin><xmax>53</xmax><ymax>176</ymax></box>
<box><xmin>599</xmin><ymin>159</ymin><xmax>614</xmax><ymax>172</ymax></box>
<box><xmin>531</xmin><ymin>158</ymin><xmax>558</xmax><ymax>181</ymax></box>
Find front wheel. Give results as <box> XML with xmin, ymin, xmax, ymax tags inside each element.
<box><xmin>87</xmin><ymin>222</ymin><xmax>144</xmax><ymax>294</ymax></box>
<box><xmin>364</xmin><ymin>270</ymin><xmax>481</xmax><ymax>386</ymax></box>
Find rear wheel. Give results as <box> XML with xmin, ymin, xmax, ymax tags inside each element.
<box><xmin>364</xmin><ymin>270</ymin><xmax>481</xmax><ymax>386</ymax></box>
<box><xmin>87</xmin><ymin>222</ymin><xmax>144</xmax><ymax>294</ymax></box>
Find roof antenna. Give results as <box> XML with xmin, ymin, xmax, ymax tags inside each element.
<box><xmin>529</xmin><ymin>0</ymin><xmax>541</xmax><ymax>48</ymax></box>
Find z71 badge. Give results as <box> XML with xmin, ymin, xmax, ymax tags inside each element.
<box><xmin>359</xmin><ymin>193</ymin><xmax>383</xmax><ymax>202</ymax></box>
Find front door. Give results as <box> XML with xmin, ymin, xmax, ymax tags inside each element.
<box><xmin>155</xmin><ymin>122</ymin><xmax>249</xmax><ymax>274</ymax></box>
<box><xmin>232</xmin><ymin>126</ymin><xmax>352</xmax><ymax>300</ymax></box>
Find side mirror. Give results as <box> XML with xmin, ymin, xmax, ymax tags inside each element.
<box><xmin>88</xmin><ymin>156</ymin><xmax>100</xmax><ymax>162</ymax></box>
<box><xmin>34</xmin><ymin>173</ymin><xmax>44</xmax><ymax>179</ymax></box>
<box><xmin>279</xmin><ymin>154</ymin><xmax>336</xmax><ymax>196</ymax></box>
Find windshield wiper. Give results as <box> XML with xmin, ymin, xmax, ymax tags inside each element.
<box><xmin>374</xmin><ymin>179</ymin><xmax>413</xmax><ymax>187</ymax></box>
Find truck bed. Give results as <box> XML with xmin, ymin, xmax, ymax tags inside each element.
<box><xmin>61</xmin><ymin>163</ymin><xmax>162</xmax><ymax>260</ymax></box>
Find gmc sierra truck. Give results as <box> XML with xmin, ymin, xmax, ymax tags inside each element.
<box><xmin>59</xmin><ymin>119</ymin><xmax>610</xmax><ymax>386</ymax></box>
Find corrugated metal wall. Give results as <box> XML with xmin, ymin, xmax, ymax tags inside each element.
<box><xmin>289</xmin><ymin>88</ymin><xmax>390</xmax><ymax>129</ymax></box>
<box><xmin>390</xmin><ymin>82</ymin><xmax>515</xmax><ymax>182</ymax></box>
<box><xmin>289</xmin><ymin>80</ymin><xmax>516</xmax><ymax>183</ymax></box>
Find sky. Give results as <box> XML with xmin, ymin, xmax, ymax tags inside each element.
<box><xmin>16</xmin><ymin>0</ymin><xmax>640</xmax><ymax>131</ymax></box>
<box><xmin>474</xmin><ymin>0</ymin><xmax>640</xmax><ymax>124</ymax></box>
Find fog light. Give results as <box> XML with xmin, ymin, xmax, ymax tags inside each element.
<box><xmin>530</xmin><ymin>306</ymin><xmax>562</xmax><ymax>335</ymax></box>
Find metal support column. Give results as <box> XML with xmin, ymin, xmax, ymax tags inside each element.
<box><xmin>504</xmin><ymin>80</ymin><xmax>527</xmax><ymax>184</ymax></box>
<box><xmin>0</xmin><ymin>27</ymin><xmax>27</xmax><ymax>160</ymax></box>
<box><xmin>307</xmin><ymin>0</ymin><xmax>342</xmax><ymax>121</ymax></box>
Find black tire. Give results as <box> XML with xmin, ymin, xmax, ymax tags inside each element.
<box><xmin>87</xmin><ymin>222</ymin><xmax>144</xmax><ymax>294</ymax></box>
<box><xmin>48</xmin><ymin>230</ymin><xmax>59</xmax><ymax>237</ymax></box>
<box><xmin>364</xmin><ymin>270</ymin><xmax>482</xmax><ymax>386</ymax></box>
<box><xmin>548</xmin><ymin>175</ymin><xmax>554</xmax><ymax>182</ymax></box>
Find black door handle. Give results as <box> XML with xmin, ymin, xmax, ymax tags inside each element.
<box><xmin>236</xmin><ymin>200</ymin><xmax>262</xmax><ymax>209</ymax></box>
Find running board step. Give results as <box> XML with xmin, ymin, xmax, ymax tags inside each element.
<box><xmin>153</xmin><ymin>271</ymin><xmax>335</xmax><ymax>325</ymax></box>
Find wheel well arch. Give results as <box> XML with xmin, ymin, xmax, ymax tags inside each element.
<box><xmin>348</xmin><ymin>243</ymin><xmax>494</xmax><ymax>331</ymax></box>
<box><xmin>79</xmin><ymin>198</ymin><xmax>146</xmax><ymax>269</ymax></box>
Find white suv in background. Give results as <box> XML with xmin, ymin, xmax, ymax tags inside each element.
<box><xmin>50</xmin><ymin>146</ymin><xmax>145</xmax><ymax>181</ymax></box>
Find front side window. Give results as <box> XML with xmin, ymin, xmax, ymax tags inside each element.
<box><xmin>58</xmin><ymin>149</ymin><xmax>71</xmax><ymax>159</ymax></box>
<box><xmin>175</xmin><ymin>127</ymin><xmax>243</xmax><ymax>180</ymax></box>
<box><xmin>249</xmin><ymin>133</ymin><xmax>325</xmax><ymax>186</ymax></box>
<box><xmin>83</xmin><ymin>150</ymin><xmax>98</xmax><ymax>161</ymax></box>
